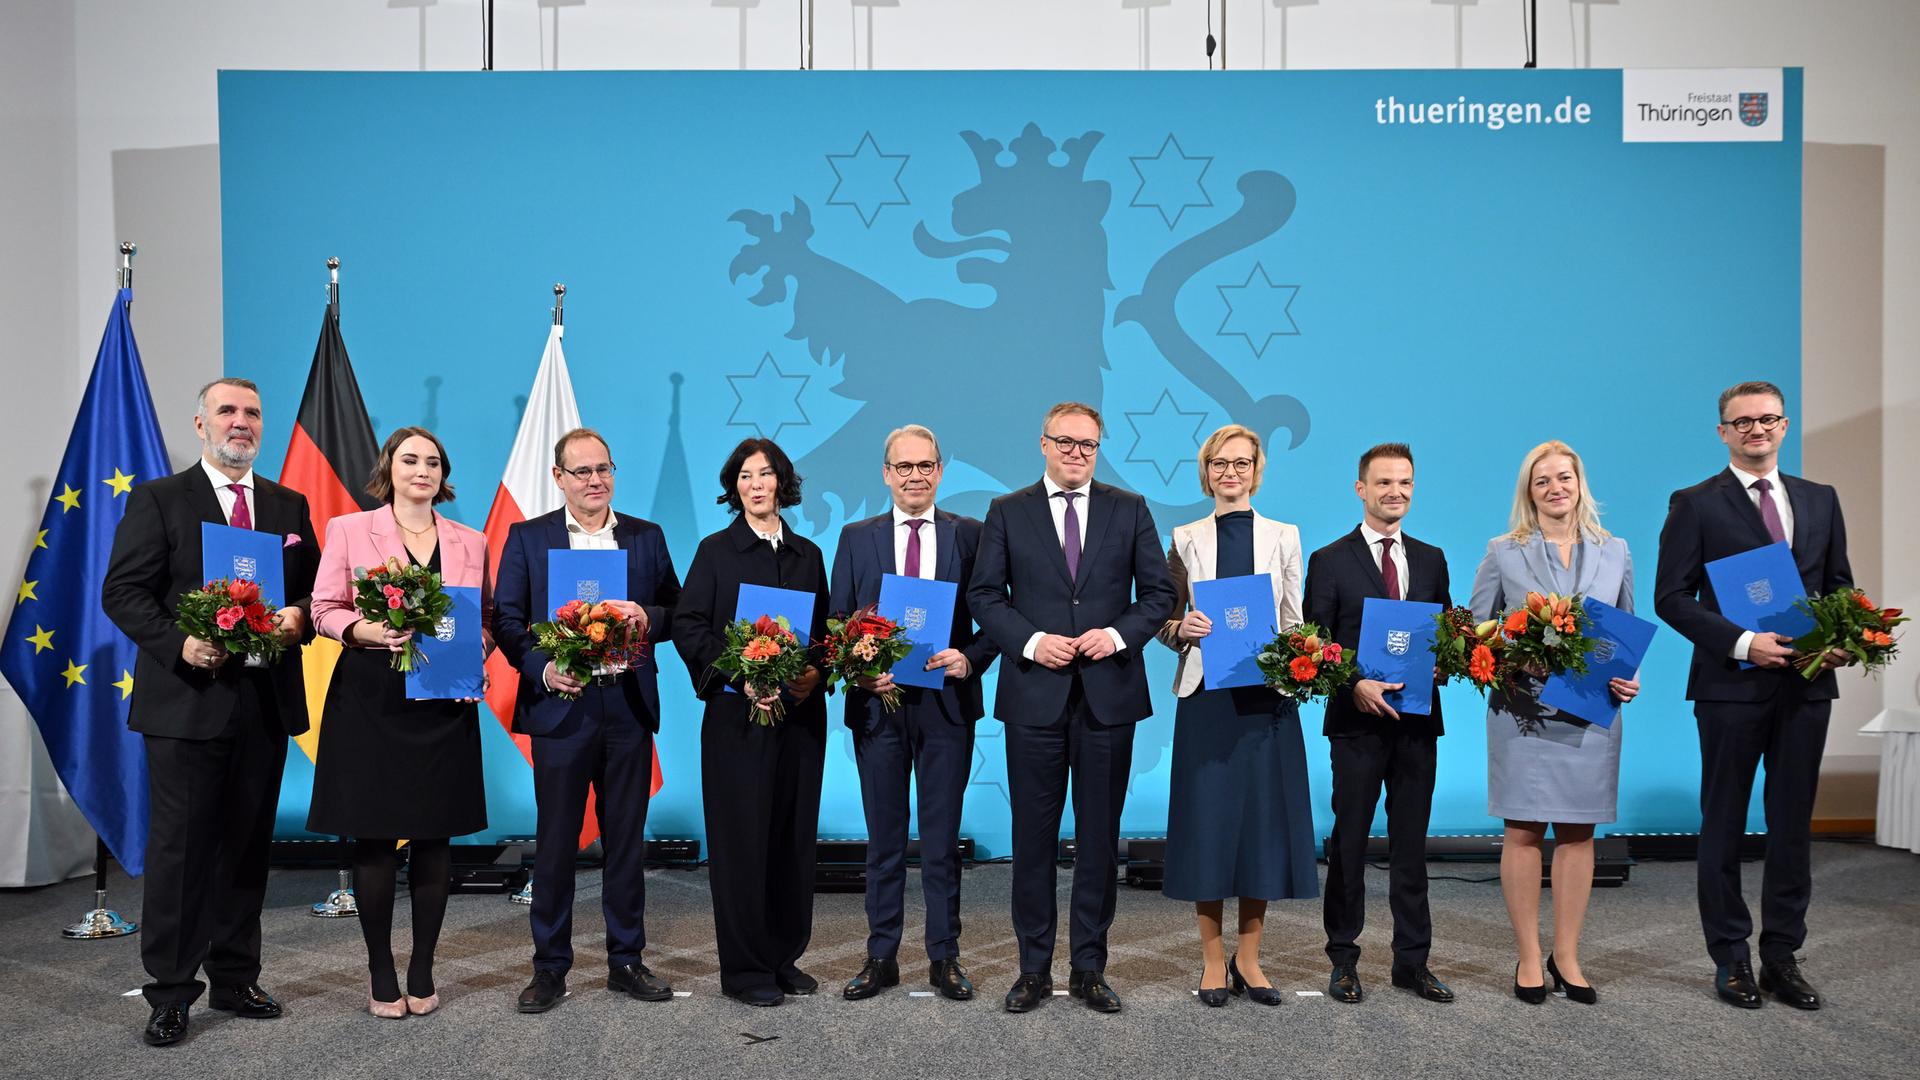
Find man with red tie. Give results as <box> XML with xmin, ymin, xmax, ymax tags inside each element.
<box><xmin>103</xmin><ymin>378</ymin><xmax>319</xmax><ymax>1046</ymax></box>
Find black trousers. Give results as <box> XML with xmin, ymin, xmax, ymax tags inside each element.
<box><xmin>1323</xmin><ymin>730</ymin><xmax>1437</xmax><ymax>970</ymax></box>
<box><xmin>139</xmin><ymin>673</ymin><xmax>287</xmax><ymax>1007</ymax></box>
<box><xmin>1005</xmin><ymin>681</ymin><xmax>1135</xmax><ymax>975</ymax></box>
<box><xmin>529</xmin><ymin>683</ymin><xmax>655</xmax><ymax>975</ymax></box>
<box><xmin>852</xmin><ymin>698</ymin><xmax>973</xmax><ymax>962</ymax></box>
<box><xmin>701</xmin><ymin>705</ymin><xmax>826</xmax><ymax>996</ymax></box>
<box><xmin>1696</xmin><ymin>691</ymin><xmax>1830</xmax><ymax>966</ymax></box>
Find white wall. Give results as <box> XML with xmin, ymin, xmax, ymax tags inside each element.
<box><xmin>4</xmin><ymin>1</ymin><xmax>1913</xmax><ymax>860</ymax></box>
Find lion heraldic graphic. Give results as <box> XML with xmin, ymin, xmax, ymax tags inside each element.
<box><xmin>1386</xmin><ymin>629</ymin><xmax>1412</xmax><ymax>656</ymax></box>
<box><xmin>576</xmin><ymin>579</ymin><xmax>601</xmax><ymax>604</ymax></box>
<box><xmin>233</xmin><ymin>556</ymin><xmax>257</xmax><ymax>581</ymax></box>
<box><xmin>1745</xmin><ymin>578</ymin><xmax>1773</xmax><ymax>606</ymax></box>
<box><xmin>1224</xmin><ymin>605</ymin><xmax>1249</xmax><ymax>632</ymax></box>
<box><xmin>902</xmin><ymin>605</ymin><xmax>929</xmax><ymax>633</ymax></box>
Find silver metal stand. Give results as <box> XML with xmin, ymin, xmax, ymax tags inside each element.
<box><xmin>310</xmin><ymin>867</ymin><xmax>360</xmax><ymax>918</ymax></box>
<box><xmin>63</xmin><ymin>840</ymin><xmax>137</xmax><ymax>939</ymax></box>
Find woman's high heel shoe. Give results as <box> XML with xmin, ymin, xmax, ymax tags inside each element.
<box><xmin>368</xmin><ymin>988</ymin><xmax>407</xmax><ymax>1019</ymax></box>
<box><xmin>404</xmin><ymin>993</ymin><xmax>440</xmax><ymax>1016</ymax></box>
<box><xmin>1546</xmin><ymin>954</ymin><xmax>1597</xmax><ymax>1005</ymax></box>
<box><xmin>1228</xmin><ymin>954</ymin><xmax>1282</xmax><ymax>1006</ymax></box>
<box><xmin>1513</xmin><ymin>962</ymin><xmax>1548</xmax><ymax>1004</ymax></box>
<box><xmin>1199</xmin><ymin>959</ymin><xmax>1230</xmax><ymax>1007</ymax></box>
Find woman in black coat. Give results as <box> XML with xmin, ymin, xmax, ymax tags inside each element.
<box><xmin>672</xmin><ymin>437</ymin><xmax>831</xmax><ymax>1007</ymax></box>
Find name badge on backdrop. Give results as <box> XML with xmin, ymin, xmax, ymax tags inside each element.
<box><xmin>202</xmin><ymin>522</ymin><xmax>285</xmax><ymax>604</ymax></box>
<box><xmin>1190</xmin><ymin>573</ymin><xmax>1273</xmax><ymax>690</ymax></box>
<box><xmin>547</xmin><ymin>549</ymin><xmax>628</xmax><ymax>619</ymax></box>
<box><xmin>1357</xmin><ymin>597</ymin><xmax>1441</xmax><ymax>715</ymax></box>
<box><xmin>877</xmin><ymin>573</ymin><xmax>957</xmax><ymax>691</ymax></box>
<box><xmin>407</xmin><ymin>585</ymin><xmax>484</xmax><ymax>700</ymax></box>
<box><xmin>1539</xmin><ymin>598</ymin><xmax>1658</xmax><ymax>729</ymax></box>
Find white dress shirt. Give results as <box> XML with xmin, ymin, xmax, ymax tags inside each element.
<box><xmin>1358</xmin><ymin>520</ymin><xmax>1412</xmax><ymax>597</ymax></box>
<box><xmin>200</xmin><ymin>456</ymin><xmax>257</xmax><ymax>526</ymax></box>
<box><xmin>892</xmin><ymin>504</ymin><xmax>937</xmax><ymax>579</ymax></box>
<box><xmin>750</xmin><ymin>522</ymin><xmax>784</xmax><ymax>549</ymax></box>
<box><xmin>1727</xmin><ymin>464</ymin><xmax>1795</xmax><ymax>662</ymax></box>
<box><xmin>1022</xmin><ymin>476</ymin><xmax>1126</xmax><ymax>661</ymax></box>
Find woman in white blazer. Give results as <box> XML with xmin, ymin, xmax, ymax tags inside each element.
<box><xmin>1156</xmin><ymin>424</ymin><xmax>1319</xmax><ymax>1008</ymax></box>
<box><xmin>1469</xmin><ymin>439</ymin><xmax>1640</xmax><ymax>1006</ymax></box>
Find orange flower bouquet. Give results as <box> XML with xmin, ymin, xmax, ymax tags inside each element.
<box><xmin>1497</xmin><ymin>591</ymin><xmax>1594</xmax><ymax>683</ymax></box>
<box><xmin>1431</xmin><ymin>606</ymin><xmax>1505</xmax><ymax>695</ymax></box>
<box><xmin>1790</xmin><ymin>589</ymin><xmax>1907</xmax><ymax>679</ymax></box>
<box><xmin>531</xmin><ymin>599</ymin><xmax>648</xmax><ymax>702</ymax></box>
<box><xmin>1256</xmin><ymin>622</ymin><xmax>1356</xmax><ymax>703</ymax></box>
<box><xmin>712</xmin><ymin>614</ymin><xmax>813</xmax><ymax>725</ymax></box>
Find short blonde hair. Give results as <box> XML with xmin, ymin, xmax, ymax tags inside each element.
<box><xmin>1507</xmin><ymin>440</ymin><xmax>1609</xmax><ymax>543</ymax></box>
<box><xmin>1196</xmin><ymin>424</ymin><xmax>1265</xmax><ymax>498</ymax></box>
<box><xmin>1041</xmin><ymin>401</ymin><xmax>1104</xmax><ymax>436</ymax></box>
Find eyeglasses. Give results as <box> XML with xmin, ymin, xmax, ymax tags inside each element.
<box><xmin>1044</xmin><ymin>435</ymin><xmax>1101</xmax><ymax>458</ymax></box>
<box><xmin>561</xmin><ymin>463</ymin><xmax>617</xmax><ymax>481</ymax></box>
<box><xmin>886</xmin><ymin>460</ymin><xmax>940</xmax><ymax>477</ymax></box>
<box><xmin>1720</xmin><ymin>414</ymin><xmax>1786</xmax><ymax>434</ymax></box>
<box><xmin>1207</xmin><ymin>457</ymin><xmax>1255</xmax><ymax>475</ymax></box>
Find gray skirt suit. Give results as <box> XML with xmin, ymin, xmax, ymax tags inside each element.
<box><xmin>1469</xmin><ymin>533</ymin><xmax>1633</xmax><ymax>824</ymax></box>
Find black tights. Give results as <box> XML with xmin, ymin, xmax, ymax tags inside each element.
<box><xmin>352</xmin><ymin>838</ymin><xmax>451</xmax><ymax>1001</ymax></box>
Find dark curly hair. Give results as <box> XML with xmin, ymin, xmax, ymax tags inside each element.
<box><xmin>716</xmin><ymin>437</ymin><xmax>804</xmax><ymax>513</ymax></box>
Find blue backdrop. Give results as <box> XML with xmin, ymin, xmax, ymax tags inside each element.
<box><xmin>217</xmin><ymin>69</ymin><xmax>1802</xmax><ymax>854</ymax></box>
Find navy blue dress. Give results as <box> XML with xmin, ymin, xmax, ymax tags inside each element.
<box><xmin>1163</xmin><ymin>511</ymin><xmax>1319</xmax><ymax>902</ymax></box>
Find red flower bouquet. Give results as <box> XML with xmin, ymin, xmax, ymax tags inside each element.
<box><xmin>823</xmin><ymin>604</ymin><xmax>916</xmax><ymax>711</ymax></box>
<box><xmin>712</xmin><ymin>613</ymin><xmax>814</xmax><ymax>726</ymax></box>
<box><xmin>175</xmin><ymin>577</ymin><xmax>285</xmax><ymax>664</ymax></box>
<box><xmin>1255</xmin><ymin>623</ymin><xmax>1355</xmax><ymax>703</ymax></box>
<box><xmin>349</xmin><ymin>556</ymin><xmax>454</xmax><ymax>673</ymax></box>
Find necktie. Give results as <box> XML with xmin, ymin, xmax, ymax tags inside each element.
<box><xmin>1056</xmin><ymin>491</ymin><xmax>1082</xmax><ymax>579</ymax></box>
<box><xmin>1378</xmin><ymin>536</ymin><xmax>1400</xmax><ymax>601</ymax></box>
<box><xmin>228</xmin><ymin>483</ymin><xmax>252</xmax><ymax>530</ymax></box>
<box><xmin>903</xmin><ymin>518</ymin><xmax>926</xmax><ymax>578</ymax></box>
<box><xmin>1752</xmin><ymin>478</ymin><xmax>1787</xmax><ymax>544</ymax></box>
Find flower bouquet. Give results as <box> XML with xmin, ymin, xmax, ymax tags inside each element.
<box><xmin>1791</xmin><ymin>589</ymin><xmax>1906</xmax><ymax>679</ymax></box>
<box><xmin>712</xmin><ymin>614</ymin><xmax>813</xmax><ymax>726</ymax></box>
<box><xmin>823</xmin><ymin>604</ymin><xmax>915</xmax><ymax>711</ymax></box>
<box><xmin>1498</xmin><ymin>591</ymin><xmax>1593</xmax><ymax>682</ymax></box>
<box><xmin>350</xmin><ymin>556</ymin><xmax>454</xmax><ymax>673</ymax></box>
<box><xmin>176</xmin><ymin>577</ymin><xmax>285</xmax><ymax>664</ymax></box>
<box><xmin>1255</xmin><ymin>623</ymin><xmax>1355</xmax><ymax>703</ymax></box>
<box><xmin>531</xmin><ymin>599</ymin><xmax>649</xmax><ymax>701</ymax></box>
<box><xmin>1432</xmin><ymin>606</ymin><xmax>1505</xmax><ymax>694</ymax></box>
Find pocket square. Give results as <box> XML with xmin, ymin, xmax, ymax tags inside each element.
<box><xmin>284</xmin><ymin>533</ymin><xmax>303</xmax><ymax>548</ymax></box>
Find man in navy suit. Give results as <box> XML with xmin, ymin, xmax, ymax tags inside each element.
<box><xmin>1303</xmin><ymin>442</ymin><xmax>1455</xmax><ymax>1005</ymax></box>
<box><xmin>1654</xmin><ymin>380</ymin><xmax>1853</xmax><ymax>1011</ymax></box>
<box><xmin>968</xmin><ymin>402</ymin><xmax>1176</xmax><ymax>1014</ymax></box>
<box><xmin>494</xmin><ymin>428</ymin><xmax>682</xmax><ymax>1013</ymax></box>
<box><xmin>829</xmin><ymin>424</ymin><xmax>999</xmax><ymax>1002</ymax></box>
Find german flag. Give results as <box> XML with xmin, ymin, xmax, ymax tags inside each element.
<box><xmin>281</xmin><ymin>305</ymin><xmax>379</xmax><ymax>761</ymax></box>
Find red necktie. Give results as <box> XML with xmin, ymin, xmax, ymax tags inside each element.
<box><xmin>1378</xmin><ymin>537</ymin><xmax>1400</xmax><ymax>600</ymax></box>
<box><xmin>228</xmin><ymin>483</ymin><xmax>252</xmax><ymax>530</ymax></box>
<box><xmin>904</xmin><ymin>518</ymin><xmax>926</xmax><ymax>578</ymax></box>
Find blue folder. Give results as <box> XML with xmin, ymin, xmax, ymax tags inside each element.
<box><xmin>546</xmin><ymin>549</ymin><xmax>628</xmax><ymax>619</ymax></box>
<box><xmin>1357</xmin><ymin>597</ymin><xmax>1441</xmax><ymax>716</ymax></box>
<box><xmin>201</xmin><ymin>522</ymin><xmax>285</xmax><ymax>605</ymax></box>
<box><xmin>1190</xmin><ymin>573</ymin><xmax>1274</xmax><ymax>690</ymax></box>
<box><xmin>407</xmin><ymin>586</ymin><xmax>485</xmax><ymax>700</ymax></box>
<box><xmin>1704</xmin><ymin>540</ymin><xmax>1813</xmax><ymax>642</ymax></box>
<box><xmin>1539</xmin><ymin>598</ymin><xmax>1658</xmax><ymax>729</ymax></box>
<box><xmin>876</xmin><ymin>574</ymin><xmax>958</xmax><ymax>691</ymax></box>
<box><xmin>727</xmin><ymin>584</ymin><xmax>816</xmax><ymax>694</ymax></box>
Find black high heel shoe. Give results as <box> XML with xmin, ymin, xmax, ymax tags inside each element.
<box><xmin>1513</xmin><ymin>962</ymin><xmax>1548</xmax><ymax>1004</ymax></box>
<box><xmin>1228</xmin><ymin>954</ymin><xmax>1283</xmax><ymax>1006</ymax></box>
<box><xmin>1546</xmin><ymin>955</ymin><xmax>1596</xmax><ymax>1005</ymax></box>
<box><xmin>1199</xmin><ymin>959</ymin><xmax>1230</xmax><ymax>1007</ymax></box>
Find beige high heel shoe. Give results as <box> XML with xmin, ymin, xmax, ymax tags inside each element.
<box><xmin>404</xmin><ymin>993</ymin><xmax>440</xmax><ymax>1016</ymax></box>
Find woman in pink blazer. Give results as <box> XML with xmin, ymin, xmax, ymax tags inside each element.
<box><xmin>307</xmin><ymin>427</ymin><xmax>491</xmax><ymax>1019</ymax></box>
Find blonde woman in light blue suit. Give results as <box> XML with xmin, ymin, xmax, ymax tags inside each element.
<box><xmin>1470</xmin><ymin>440</ymin><xmax>1639</xmax><ymax>1006</ymax></box>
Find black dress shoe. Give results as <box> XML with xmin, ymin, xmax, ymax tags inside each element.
<box><xmin>1513</xmin><ymin>962</ymin><xmax>1547</xmax><ymax>1005</ymax></box>
<box><xmin>1391</xmin><ymin>965</ymin><xmax>1455</xmax><ymax>1003</ymax></box>
<box><xmin>775</xmin><ymin>968</ymin><xmax>818</xmax><ymax>996</ymax></box>
<box><xmin>726</xmin><ymin>985</ymin><xmax>785</xmax><ymax>1007</ymax></box>
<box><xmin>928</xmin><ymin>958</ymin><xmax>974</xmax><ymax>1001</ymax></box>
<box><xmin>143</xmin><ymin>1003</ymin><xmax>189</xmax><ymax>1047</ymax></box>
<box><xmin>1714</xmin><ymin>961</ymin><xmax>1763</xmax><ymax>1009</ymax></box>
<box><xmin>1758</xmin><ymin>958</ymin><xmax>1821</xmax><ymax>1011</ymax></box>
<box><xmin>1003</xmin><ymin>972</ymin><xmax>1053</xmax><ymax>1013</ymax></box>
<box><xmin>1228</xmin><ymin>954</ymin><xmax>1282</xmax><ymax>1006</ymax></box>
<box><xmin>517</xmin><ymin>970</ymin><xmax>567</xmax><ymax>1013</ymax></box>
<box><xmin>843</xmin><ymin>956</ymin><xmax>900</xmax><ymax>1000</ymax></box>
<box><xmin>608</xmin><ymin>962</ymin><xmax>673</xmax><ymax>1002</ymax></box>
<box><xmin>1068</xmin><ymin>970</ymin><xmax>1122</xmax><ymax>1013</ymax></box>
<box><xmin>1328</xmin><ymin>964</ymin><xmax>1363</xmax><ymax>1004</ymax></box>
<box><xmin>208</xmin><ymin>983</ymin><xmax>283</xmax><ymax>1019</ymax></box>
<box><xmin>1546</xmin><ymin>955</ymin><xmax>1596</xmax><ymax>1006</ymax></box>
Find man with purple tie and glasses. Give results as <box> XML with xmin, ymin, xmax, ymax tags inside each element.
<box><xmin>967</xmin><ymin>402</ymin><xmax>1176</xmax><ymax>1015</ymax></box>
<box><xmin>1654</xmin><ymin>380</ymin><xmax>1854</xmax><ymax>1012</ymax></box>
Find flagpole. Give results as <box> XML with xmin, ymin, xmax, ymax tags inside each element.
<box><xmin>118</xmin><ymin>241</ymin><xmax>135</xmax><ymax>293</ymax></box>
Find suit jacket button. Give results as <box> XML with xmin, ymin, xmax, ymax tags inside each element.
<box><xmin>1072</xmin><ymin>598</ymin><xmax>1080</xmax><ymax>605</ymax></box>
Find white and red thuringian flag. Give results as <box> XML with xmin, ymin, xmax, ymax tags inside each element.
<box><xmin>482</xmin><ymin>324</ymin><xmax>662</xmax><ymax>850</ymax></box>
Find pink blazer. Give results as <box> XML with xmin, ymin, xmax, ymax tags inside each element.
<box><xmin>312</xmin><ymin>505</ymin><xmax>491</xmax><ymax>644</ymax></box>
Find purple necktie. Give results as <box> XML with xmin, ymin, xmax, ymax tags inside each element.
<box><xmin>1752</xmin><ymin>478</ymin><xmax>1787</xmax><ymax>543</ymax></box>
<box><xmin>1057</xmin><ymin>491</ymin><xmax>1082</xmax><ymax>579</ymax></box>
<box><xmin>1378</xmin><ymin>537</ymin><xmax>1400</xmax><ymax>601</ymax></box>
<box><xmin>903</xmin><ymin>518</ymin><xmax>926</xmax><ymax>578</ymax></box>
<box><xmin>228</xmin><ymin>483</ymin><xmax>252</xmax><ymax>530</ymax></box>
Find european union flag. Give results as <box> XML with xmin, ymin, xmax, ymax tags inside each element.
<box><xmin>0</xmin><ymin>288</ymin><xmax>171</xmax><ymax>876</ymax></box>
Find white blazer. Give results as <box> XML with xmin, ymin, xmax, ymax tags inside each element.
<box><xmin>1159</xmin><ymin>510</ymin><xmax>1305</xmax><ymax>698</ymax></box>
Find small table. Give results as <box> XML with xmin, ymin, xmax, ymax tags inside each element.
<box><xmin>1862</xmin><ymin>708</ymin><xmax>1920</xmax><ymax>854</ymax></box>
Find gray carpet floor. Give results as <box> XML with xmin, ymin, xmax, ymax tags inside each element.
<box><xmin>2</xmin><ymin>841</ymin><xmax>1916</xmax><ymax>1080</ymax></box>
